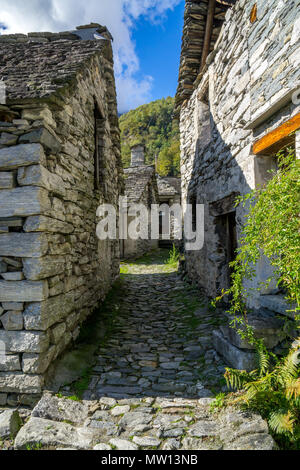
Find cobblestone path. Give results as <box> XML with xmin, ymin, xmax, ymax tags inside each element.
<box><xmin>83</xmin><ymin>250</ymin><xmax>227</xmax><ymax>402</ymax></box>
<box><xmin>10</xmin><ymin>250</ymin><xmax>276</xmax><ymax>450</ymax></box>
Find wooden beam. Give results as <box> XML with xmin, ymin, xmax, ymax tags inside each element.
<box><xmin>200</xmin><ymin>0</ymin><xmax>216</xmax><ymax>72</ymax></box>
<box><xmin>253</xmin><ymin>113</ymin><xmax>300</xmax><ymax>155</ymax></box>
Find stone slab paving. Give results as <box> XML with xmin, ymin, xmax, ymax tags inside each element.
<box><xmin>6</xmin><ymin>251</ymin><xmax>276</xmax><ymax>450</ymax></box>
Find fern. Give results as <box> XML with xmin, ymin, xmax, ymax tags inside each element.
<box><xmin>269</xmin><ymin>410</ymin><xmax>296</xmax><ymax>435</ymax></box>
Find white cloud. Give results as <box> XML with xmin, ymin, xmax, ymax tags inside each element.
<box><xmin>0</xmin><ymin>0</ymin><xmax>181</xmax><ymax>112</ymax></box>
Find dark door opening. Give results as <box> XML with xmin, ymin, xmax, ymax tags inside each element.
<box><xmin>215</xmin><ymin>211</ymin><xmax>237</xmax><ymax>291</ymax></box>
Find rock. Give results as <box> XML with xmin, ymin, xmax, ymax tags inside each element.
<box><xmin>0</xmin><ymin>232</ymin><xmax>48</xmax><ymax>258</ymax></box>
<box><xmin>220</xmin><ymin>313</ymin><xmax>286</xmax><ymax>349</ymax></box>
<box><xmin>18</xmin><ymin>164</ymin><xmax>66</xmax><ymax>198</ymax></box>
<box><xmin>224</xmin><ymin>433</ymin><xmax>276</xmax><ymax>450</ymax></box>
<box><xmin>0</xmin><ymin>372</ymin><xmax>43</xmax><ymax>393</ymax></box>
<box><xmin>0</xmin><ymin>280</ymin><xmax>49</xmax><ymax>302</ymax></box>
<box><xmin>94</xmin><ymin>443</ymin><xmax>112</xmax><ymax>450</ymax></box>
<box><xmin>0</xmin><ymin>354</ymin><xmax>21</xmax><ymax>371</ymax></box>
<box><xmin>23</xmin><ymin>256</ymin><xmax>65</xmax><ymax>281</ymax></box>
<box><xmin>0</xmin><ymin>393</ymin><xmax>7</xmax><ymax>405</ymax></box>
<box><xmin>161</xmin><ymin>428</ymin><xmax>185</xmax><ymax>438</ymax></box>
<box><xmin>0</xmin><ymin>187</ymin><xmax>50</xmax><ymax>218</ymax></box>
<box><xmin>212</xmin><ymin>330</ymin><xmax>257</xmax><ymax>371</ymax></box>
<box><xmin>0</xmin><ymin>172</ymin><xmax>14</xmax><ymax>189</ymax></box>
<box><xmin>0</xmin><ymin>143</ymin><xmax>46</xmax><ymax>170</ymax></box>
<box><xmin>118</xmin><ymin>412</ymin><xmax>153</xmax><ymax>428</ymax></box>
<box><xmin>259</xmin><ymin>295</ymin><xmax>296</xmax><ymax>319</ymax></box>
<box><xmin>182</xmin><ymin>437</ymin><xmax>223</xmax><ymax>450</ymax></box>
<box><xmin>14</xmin><ymin>417</ymin><xmax>96</xmax><ymax>450</ymax></box>
<box><xmin>0</xmin><ymin>409</ymin><xmax>21</xmax><ymax>438</ymax></box>
<box><xmin>31</xmin><ymin>394</ymin><xmax>89</xmax><ymax>424</ymax></box>
<box><xmin>132</xmin><ymin>436</ymin><xmax>161</xmax><ymax>448</ymax></box>
<box><xmin>219</xmin><ymin>407</ymin><xmax>269</xmax><ymax>443</ymax></box>
<box><xmin>99</xmin><ymin>397</ymin><xmax>117</xmax><ymax>409</ymax></box>
<box><xmin>0</xmin><ymin>330</ymin><xmax>49</xmax><ymax>353</ymax></box>
<box><xmin>23</xmin><ymin>294</ymin><xmax>74</xmax><ymax>331</ymax></box>
<box><xmin>111</xmin><ymin>405</ymin><xmax>130</xmax><ymax>417</ymax></box>
<box><xmin>161</xmin><ymin>438</ymin><xmax>181</xmax><ymax>450</ymax></box>
<box><xmin>2</xmin><ymin>302</ymin><xmax>23</xmax><ymax>311</ymax></box>
<box><xmin>2</xmin><ymin>272</ymin><xmax>24</xmax><ymax>281</ymax></box>
<box><xmin>19</xmin><ymin>128</ymin><xmax>61</xmax><ymax>154</ymax></box>
<box><xmin>160</xmin><ymin>362</ymin><xmax>180</xmax><ymax>370</ymax></box>
<box><xmin>198</xmin><ymin>398</ymin><xmax>214</xmax><ymax>406</ymax></box>
<box><xmin>188</xmin><ymin>420</ymin><xmax>218</xmax><ymax>437</ymax></box>
<box><xmin>109</xmin><ymin>438</ymin><xmax>138</xmax><ymax>451</ymax></box>
<box><xmin>24</xmin><ymin>215</ymin><xmax>74</xmax><ymax>234</ymax></box>
<box><xmin>0</xmin><ymin>311</ymin><xmax>24</xmax><ymax>330</ymax></box>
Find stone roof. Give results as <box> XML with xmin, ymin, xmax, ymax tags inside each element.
<box><xmin>0</xmin><ymin>24</ymin><xmax>111</xmax><ymax>103</ymax></box>
<box><xmin>124</xmin><ymin>165</ymin><xmax>156</xmax><ymax>203</ymax></box>
<box><xmin>175</xmin><ymin>0</ymin><xmax>236</xmax><ymax>116</ymax></box>
<box><xmin>157</xmin><ymin>176</ymin><xmax>181</xmax><ymax>198</ymax></box>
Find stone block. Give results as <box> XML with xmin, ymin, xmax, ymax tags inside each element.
<box><xmin>2</xmin><ymin>272</ymin><xmax>24</xmax><ymax>281</ymax></box>
<box><xmin>2</xmin><ymin>302</ymin><xmax>23</xmax><ymax>311</ymax></box>
<box><xmin>0</xmin><ymin>132</ymin><xmax>18</xmax><ymax>146</ymax></box>
<box><xmin>0</xmin><ymin>354</ymin><xmax>21</xmax><ymax>371</ymax></box>
<box><xmin>0</xmin><ymin>311</ymin><xmax>24</xmax><ymax>330</ymax></box>
<box><xmin>259</xmin><ymin>295</ymin><xmax>296</xmax><ymax>319</ymax></box>
<box><xmin>31</xmin><ymin>394</ymin><xmax>89</xmax><ymax>424</ymax></box>
<box><xmin>24</xmin><ymin>215</ymin><xmax>74</xmax><ymax>234</ymax></box>
<box><xmin>0</xmin><ymin>330</ymin><xmax>49</xmax><ymax>353</ymax></box>
<box><xmin>212</xmin><ymin>330</ymin><xmax>257</xmax><ymax>371</ymax></box>
<box><xmin>0</xmin><ymin>393</ymin><xmax>7</xmax><ymax>405</ymax></box>
<box><xmin>0</xmin><ymin>372</ymin><xmax>43</xmax><ymax>394</ymax></box>
<box><xmin>22</xmin><ymin>346</ymin><xmax>56</xmax><ymax>374</ymax></box>
<box><xmin>0</xmin><ymin>186</ymin><xmax>51</xmax><ymax>217</ymax></box>
<box><xmin>14</xmin><ymin>417</ymin><xmax>95</xmax><ymax>450</ymax></box>
<box><xmin>0</xmin><ymin>259</ymin><xmax>7</xmax><ymax>273</ymax></box>
<box><xmin>18</xmin><ymin>164</ymin><xmax>66</xmax><ymax>197</ymax></box>
<box><xmin>0</xmin><ymin>172</ymin><xmax>14</xmax><ymax>189</ymax></box>
<box><xmin>23</xmin><ymin>256</ymin><xmax>65</xmax><ymax>280</ymax></box>
<box><xmin>220</xmin><ymin>313</ymin><xmax>286</xmax><ymax>350</ymax></box>
<box><xmin>24</xmin><ymin>293</ymin><xmax>75</xmax><ymax>331</ymax></box>
<box><xmin>0</xmin><ymin>280</ymin><xmax>49</xmax><ymax>302</ymax></box>
<box><xmin>0</xmin><ymin>232</ymin><xmax>48</xmax><ymax>257</ymax></box>
<box><xmin>19</xmin><ymin>128</ymin><xmax>61</xmax><ymax>154</ymax></box>
<box><xmin>0</xmin><ymin>143</ymin><xmax>46</xmax><ymax>170</ymax></box>
<box><xmin>0</xmin><ymin>410</ymin><xmax>21</xmax><ymax>439</ymax></box>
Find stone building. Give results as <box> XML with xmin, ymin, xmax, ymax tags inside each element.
<box><xmin>120</xmin><ymin>145</ymin><xmax>159</xmax><ymax>259</ymax></box>
<box><xmin>176</xmin><ymin>0</ymin><xmax>300</xmax><ymax>368</ymax></box>
<box><xmin>0</xmin><ymin>24</ymin><xmax>123</xmax><ymax>405</ymax></box>
<box><xmin>157</xmin><ymin>176</ymin><xmax>182</xmax><ymax>249</ymax></box>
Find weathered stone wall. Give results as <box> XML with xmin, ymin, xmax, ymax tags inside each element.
<box><xmin>122</xmin><ymin>167</ymin><xmax>159</xmax><ymax>259</ymax></box>
<box><xmin>0</xmin><ymin>38</ymin><xmax>122</xmax><ymax>406</ymax></box>
<box><xmin>179</xmin><ymin>0</ymin><xmax>300</xmax><ymax>305</ymax></box>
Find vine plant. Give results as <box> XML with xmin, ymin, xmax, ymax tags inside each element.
<box><xmin>213</xmin><ymin>147</ymin><xmax>300</xmax><ymax>446</ymax></box>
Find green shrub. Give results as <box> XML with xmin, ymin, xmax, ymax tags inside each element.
<box><xmin>214</xmin><ymin>147</ymin><xmax>300</xmax><ymax>448</ymax></box>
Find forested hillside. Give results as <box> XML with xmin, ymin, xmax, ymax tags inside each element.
<box><xmin>119</xmin><ymin>97</ymin><xmax>180</xmax><ymax>177</ymax></box>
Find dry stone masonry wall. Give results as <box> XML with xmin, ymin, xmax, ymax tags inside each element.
<box><xmin>0</xmin><ymin>27</ymin><xmax>123</xmax><ymax>406</ymax></box>
<box><xmin>179</xmin><ymin>0</ymin><xmax>300</xmax><ymax>301</ymax></box>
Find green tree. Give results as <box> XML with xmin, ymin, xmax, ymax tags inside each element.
<box><xmin>119</xmin><ymin>97</ymin><xmax>180</xmax><ymax>176</ymax></box>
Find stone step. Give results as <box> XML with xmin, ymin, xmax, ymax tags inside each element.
<box><xmin>259</xmin><ymin>295</ymin><xmax>296</xmax><ymax>319</ymax></box>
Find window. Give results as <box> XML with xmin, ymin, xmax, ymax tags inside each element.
<box><xmin>190</xmin><ymin>195</ymin><xmax>197</xmax><ymax>233</ymax></box>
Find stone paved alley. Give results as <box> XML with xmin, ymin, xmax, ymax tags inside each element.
<box><xmin>2</xmin><ymin>250</ymin><xmax>275</xmax><ymax>450</ymax></box>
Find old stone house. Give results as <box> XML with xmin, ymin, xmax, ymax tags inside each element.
<box><xmin>121</xmin><ymin>145</ymin><xmax>159</xmax><ymax>259</ymax></box>
<box><xmin>0</xmin><ymin>24</ymin><xmax>123</xmax><ymax>405</ymax></box>
<box><xmin>157</xmin><ymin>176</ymin><xmax>181</xmax><ymax>249</ymax></box>
<box><xmin>176</xmin><ymin>0</ymin><xmax>300</xmax><ymax>368</ymax></box>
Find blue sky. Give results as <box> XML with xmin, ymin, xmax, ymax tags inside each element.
<box><xmin>133</xmin><ymin>1</ymin><xmax>185</xmax><ymax>104</ymax></box>
<box><xmin>0</xmin><ymin>0</ymin><xmax>185</xmax><ymax>113</ymax></box>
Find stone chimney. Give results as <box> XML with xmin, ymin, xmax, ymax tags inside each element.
<box><xmin>131</xmin><ymin>144</ymin><xmax>145</xmax><ymax>167</ymax></box>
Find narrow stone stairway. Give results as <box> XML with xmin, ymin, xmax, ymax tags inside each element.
<box><xmin>5</xmin><ymin>250</ymin><xmax>276</xmax><ymax>450</ymax></box>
